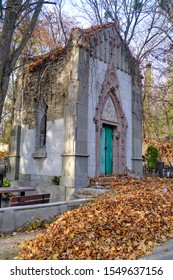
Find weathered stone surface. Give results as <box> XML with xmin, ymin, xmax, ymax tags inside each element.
<box><xmin>9</xmin><ymin>23</ymin><xmax>143</xmax><ymax>193</ymax></box>
<box><xmin>14</xmin><ymin>55</ymin><xmax>71</xmax><ymax>128</ymax></box>
<box><xmin>0</xmin><ymin>199</ymin><xmax>91</xmax><ymax>233</ymax></box>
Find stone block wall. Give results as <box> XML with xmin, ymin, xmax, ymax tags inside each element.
<box><xmin>14</xmin><ymin>51</ymin><xmax>72</xmax><ymax>128</ymax></box>
<box><xmin>0</xmin><ymin>199</ymin><xmax>91</xmax><ymax>233</ymax></box>
<box><xmin>19</xmin><ymin>119</ymin><xmax>64</xmax><ymax>179</ymax></box>
<box><xmin>87</xmin><ymin>59</ymin><xmax>107</xmax><ymax>177</ymax></box>
<box><xmin>117</xmin><ymin>70</ymin><xmax>132</xmax><ymax>170</ymax></box>
<box><xmin>12</xmin><ymin>44</ymin><xmax>74</xmax><ymax>182</ymax></box>
<box><xmin>86</xmin><ymin>24</ymin><xmax>134</xmax><ymax>177</ymax></box>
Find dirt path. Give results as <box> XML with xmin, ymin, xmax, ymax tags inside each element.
<box><xmin>0</xmin><ymin>230</ymin><xmax>43</xmax><ymax>260</ymax></box>
<box><xmin>1</xmin><ymin>230</ymin><xmax>172</xmax><ymax>260</ymax></box>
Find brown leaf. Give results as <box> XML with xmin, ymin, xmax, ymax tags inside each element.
<box><xmin>17</xmin><ymin>176</ymin><xmax>173</xmax><ymax>260</ymax></box>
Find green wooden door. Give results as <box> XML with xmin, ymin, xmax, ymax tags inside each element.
<box><xmin>100</xmin><ymin>128</ymin><xmax>106</xmax><ymax>175</ymax></box>
<box><xmin>100</xmin><ymin>125</ymin><xmax>113</xmax><ymax>175</ymax></box>
<box><xmin>105</xmin><ymin>126</ymin><xmax>113</xmax><ymax>174</ymax></box>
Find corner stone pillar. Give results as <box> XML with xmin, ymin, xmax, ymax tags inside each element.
<box><xmin>61</xmin><ymin>103</ymin><xmax>90</xmax><ymax>191</ymax></box>
<box><xmin>60</xmin><ymin>45</ymin><xmax>90</xmax><ymax>191</ymax></box>
<box><xmin>132</xmin><ymin>88</ymin><xmax>143</xmax><ymax>176</ymax></box>
<box><xmin>7</xmin><ymin>125</ymin><xmax>21</xmax><ymax>180</ymax></box>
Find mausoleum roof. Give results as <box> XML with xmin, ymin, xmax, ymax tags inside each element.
<box><xmin>26</xmin><ymin>22</ymin><xmax>139</xmax><ymax>73</ymax></box>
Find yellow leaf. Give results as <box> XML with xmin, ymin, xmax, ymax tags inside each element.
<box><xmin>145</xmin><ymin>251</ymin><xmax>152</xmax><ymax>255</ymax></box>
<box><xmin>148</xmin><ymin>241</ymin><xmax>153</xmax><ymax>247</ymax></box>
<box><xmin>69</xmin><ymin>233</ymin><xmax>75</xmax><ymax>238</ymax></box>
<box><xmin>106</xmin><ymin>239</ymin><xmax>112</xmax><ymax>243</ymax></box>
<box><xmin>52</xmin><ymin>253</ymin><xmax>59</xmax><ymax>259</ymax></box>
<box><xmin>111</xmin><ymin>246</ymin><xmax>116</xmax><ymax>252</ymax></box>
<box><xmin>85</xmin><ymin>241</ymin><xmax>92</xmax><ymax>247</ymax></box>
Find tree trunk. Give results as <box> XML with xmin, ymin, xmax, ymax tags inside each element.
<box><xmin>0</xmin><ymin>72</ymin><xmax>11</xmax><ymax>121</ymax></box>
<box><xmin>0</xmin><ymin>0</ymin><xmax>44</xmax><ymax>122</ymax></box>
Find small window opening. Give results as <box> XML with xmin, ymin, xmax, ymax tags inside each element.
<box><xmin>36</xmin><ymin>100</ymin><xmax>48</xmax><ymax>150</ymax></box>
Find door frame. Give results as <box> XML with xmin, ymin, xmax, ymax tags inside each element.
<box><xmin>94</xmin><ymin>90</ymin><xmax>127</xmax><ymax>177</ymax></box>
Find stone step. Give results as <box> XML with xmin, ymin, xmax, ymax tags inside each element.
<box><xmin>76</xmin><ymin>187</ymin><xmax>111</xmax><ymax>193</ymax></box>
<box><xmin>74</xmin><ymin>187</ymin><xmax>111</xmax><ymax>199</ymax></box>
<box><xmin>90</xmin><ymin>175</ymin><xmax>129</xmax><ymax>186</ymax></box>
<box><xmin>91</xmin><ymin>181</ymin><xmax>114</xmax><ymax>186</ymax></box>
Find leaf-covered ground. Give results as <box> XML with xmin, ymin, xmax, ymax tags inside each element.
<box><xmin>17</xmin><ymin>176</ymin><xmax>173</xmax><ymax>260</ymax></box>
<box><xmin>143</xmin><ymin>138</ymin><xmax>173</xmax><ymax>165</ymax></box>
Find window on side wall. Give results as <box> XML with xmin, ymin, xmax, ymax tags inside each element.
<box><xmin>32</xmin><ymin>99</ymin><xmax>48</xmax><ymax>159</ymax></box>
<box><xmin>39</xmin><ymin>101</ymin><xmax>47</xmax><ymax>148</ymax></box>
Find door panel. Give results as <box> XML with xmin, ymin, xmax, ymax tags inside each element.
<box><xmin>100</xmin><ymin>128</ymin><xmax>105</xmax><ymax>175</ymax></box>
<box><xmin>105</xmin><ymin>126</ymin><xmax>113</xmax><ymax>174</ymax></box>
<box><xmin>100</xmin><ymin>125</ymin><xmax>113</xmax><ymax>175</ymax></box>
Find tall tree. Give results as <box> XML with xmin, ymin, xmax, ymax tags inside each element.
<box><xmin>70</xmin><ymin>0</ymin><xmax>173</xmax><ymax>60</ymax></box>
<box><xmin>41</xmin><ymin>3</ymin><xmax>79</xmax><ymax>50</ymax></box>
<box><xmin>142</xmin><ymin>61</ymin><xmax>158</xmax><ymax>138</ymax></box>
<box><xmin>158</xmin><ymin>48</ymin><xmax>173</xmax><ymax>140</ymax></box>
<box><xmin>71</xmin><ymin>0</ymin><xmax>173</xmax><ymax>140</ymax></box>
<box><xmin>159</xmin><ymin>0</ymin><xmax>173</xmax><ymax>22</ymax></box>
<box><xmin>142</xmin><ymin>48</ymin><xmax>173</xmax><ymax>140</ymax></box>
<box><xmin>0</xmin><ymin>0</ymin><xmax>55</xmax><ymax>121</ymax></box>
<box><xmin>15</xmin><ymin>6</ymin><xmax>77</xmax><ymax>58</ymax></box>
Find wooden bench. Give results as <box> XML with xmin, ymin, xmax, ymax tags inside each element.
<box><xmin>10</xmin><ymin>193</ymin><xmax>50</xmax><ymax>207</ymax></box>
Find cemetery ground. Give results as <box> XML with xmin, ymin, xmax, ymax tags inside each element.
<box><xmin>0</xmin><ymin>230</ymin><xmax>42</xmax><ymax>260</ymax></box>
<box><xmin>0</xmin><ymin>175</ymin><xmax>173</xmax><ymax>260</ymax></box>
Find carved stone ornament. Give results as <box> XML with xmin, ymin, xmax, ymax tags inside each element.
<box><xmin>114</xmin><ymin>131</ymin><xmax>120</xmax><ymax>140</ymax></box>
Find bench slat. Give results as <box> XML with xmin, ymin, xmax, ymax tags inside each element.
<box><xmin>11</xmin><ymin>194</ymin><xmax>50</xmax><ymax>202</ymax></box>
<box><xmin>10</xmin><ymin>193</ymin><xmax>50</xmax><ymax>207</ymax></box>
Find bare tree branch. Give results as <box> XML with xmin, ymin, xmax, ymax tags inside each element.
<box><xmin>0</xmin><ymin>0</ymin><xmax>56</xmax><ymax>120</ymax></box>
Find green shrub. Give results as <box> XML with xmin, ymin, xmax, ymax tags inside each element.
<box><xmin>145</xmin><ymin>145</ymin><xmax>159</xmax><ymax>169</ymax></box>
<box><xmin>3</xmin><ymin>178</ymin><xmax>11</xmax><ymax>187</ymax></box>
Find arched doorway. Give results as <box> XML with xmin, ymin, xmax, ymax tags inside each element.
<box><xmin>93</xmin><ymin>59</ymin><xmax>128</xmax><ymax>177</ymax></box>
<box><xmin>94</xmin><ymin>90</ymin><xmax>127</xmax><ymax>177</ymax></box>
<box><xmin>99</xmin><ymin>96</ymin><xmax>118</xmax><ymax>175</ymax></box>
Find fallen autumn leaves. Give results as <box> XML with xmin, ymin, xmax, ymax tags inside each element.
<box><xmin>17</xmin><ymin>176</ymin><xmax>173</xmax><ymax>260</ymax></box>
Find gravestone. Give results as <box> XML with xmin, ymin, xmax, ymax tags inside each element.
<box><xmin>155</xmin><ymin>161</ymin><xmax>164</xmax><ymax>178</ymax></box>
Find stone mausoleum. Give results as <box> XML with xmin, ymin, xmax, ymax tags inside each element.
<box><xmin>8</xmin><ymin>23</ymin><xmax>143</xmax><ymax>199</ymax></box>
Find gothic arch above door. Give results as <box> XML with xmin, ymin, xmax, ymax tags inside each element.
<box><xmin>94</xmin><ymin>63</ymin><xmax>128</xmax><ymax>177</ymax></box>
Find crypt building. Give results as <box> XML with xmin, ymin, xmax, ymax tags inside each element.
<box><xmin>8</xmin><ymin>23</ymin><xmax>143</xmax><ymax>199</ymax></box>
